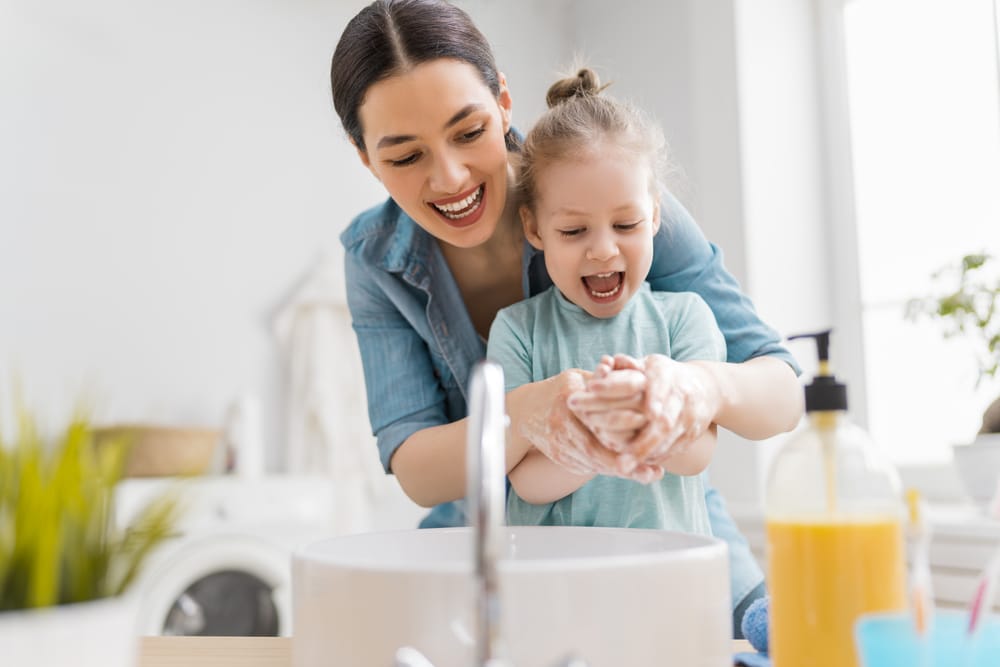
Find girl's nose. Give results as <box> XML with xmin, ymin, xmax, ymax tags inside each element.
<box><xmin>428</xmin><ymin>151</ymin><xmax>469</xmax><ymax>194</ymax></box>
<box><xmin>586</xmin><ymin>231</ymin><xmax>620</xmax><ymax>262</ymax></box>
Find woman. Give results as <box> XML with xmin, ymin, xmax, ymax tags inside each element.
<box><xmin>330</xmin><ymin>0</ymin><xmax>803</xmax><ymax>635</ymax></box>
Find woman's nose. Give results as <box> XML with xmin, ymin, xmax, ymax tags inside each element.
<box><xmin>586</xmin><ymin>231</ymin><xmax>620</xmax><ymax>262</ymax></box>
<box><xmin>428</xmin><ymin>151</ymin><xmax>469</xmax><ymax>194</ymax></box>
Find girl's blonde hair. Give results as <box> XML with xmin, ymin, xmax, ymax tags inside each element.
<box><xmin>516</xmin><ymin>67</ymin><xmax>669</xmax><ymax>213</ymax></box>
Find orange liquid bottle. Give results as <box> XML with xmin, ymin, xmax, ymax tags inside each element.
<box><xmin>766</xmin><ymin>332</ymin><xmax>906</xmax><ymax>667</ymax></box>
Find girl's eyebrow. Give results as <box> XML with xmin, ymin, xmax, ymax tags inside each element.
<box><xmin>376</xmin><ymin>104</ymin><xmax>485</xmax><ymax>150</ymax></box>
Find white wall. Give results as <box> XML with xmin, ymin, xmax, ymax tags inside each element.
<box><xmin>0</xmin><ymin>0</ymin><xmax>573</xmax><ymax>470</ymax></box>
<box><xmin>2</xmin><ymin>1</ymin><xmax>829</xmax><ymax>501</ymax></box>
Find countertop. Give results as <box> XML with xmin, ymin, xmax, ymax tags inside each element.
<box><xmin>139</xmin><ymin>637</ymin><xmax>754</xmax><ymax>665</ymax></box>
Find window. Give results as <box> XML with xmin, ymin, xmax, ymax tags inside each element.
<box><xmin>839</xmin><ymin>0</ymin><xmax>1000</xmax><ymax>463</ymax></box>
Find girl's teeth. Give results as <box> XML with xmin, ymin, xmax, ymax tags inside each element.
<box><xmin>591</xmin><ymin>283</ymin><xmax>622</xmax><ymax>298</ymax></box>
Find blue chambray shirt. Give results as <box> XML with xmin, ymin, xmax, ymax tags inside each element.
<box><xmin>340</xmin><ymin>189</ymin><xmax>799</xmax><ymax>609</ymax></box>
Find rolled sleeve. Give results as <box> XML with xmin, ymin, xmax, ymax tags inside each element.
<box><xmin>650</xmin><ymin>191</ymin><xmax>801</xmax><ymax>375</ymax></box>
<box><xmin>344</xmin><ymin>252</ymin><xmax>449</xmax><ymax>472</ymax></box>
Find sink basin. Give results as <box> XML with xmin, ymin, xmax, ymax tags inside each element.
<box><xmin>291</xmin><ymin>526</ymin><xmax>731</xmax><ymax>666</ymax></box>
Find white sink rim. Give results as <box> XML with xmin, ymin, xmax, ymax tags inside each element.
<box><xmin>294</xmin><ymin>525</ymin><xmax>726</xmax><ymax>574</ymax></box>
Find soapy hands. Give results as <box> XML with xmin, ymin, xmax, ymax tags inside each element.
<box><xmin>515</xmin><ymin>369</ymin><xmax>627</xmax><ymax>478</ymax></box>
<box><xmin>567</xmin><ymin>353</ymin><xmax>721</xmax><ymax>481</ymax></box>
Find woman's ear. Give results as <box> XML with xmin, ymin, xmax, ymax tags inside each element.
<box><xmin>520</xmin><ymin>205</ymin><xmax>544</xmax><ymax>250</ymax></box>
<box><xmin>497</xmin><ymin>72</ymin><xmax>513</xmax><ymax>135</ymax></box>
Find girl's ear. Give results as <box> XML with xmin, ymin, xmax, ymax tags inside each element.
<box><xmin>651</xmin><ymin>198</ymin><xmax>661</xmax><ymax>234</ymax></box>
<box><xmin>520</xmin><ymin>206</ymin><xmax>544</xmax><ymax>250</ymax></box>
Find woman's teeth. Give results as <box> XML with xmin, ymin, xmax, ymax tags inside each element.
<box><xmin>433</xmin><ymin>186</ymin><xmax>484</xmax><ymax>219</ymax></box>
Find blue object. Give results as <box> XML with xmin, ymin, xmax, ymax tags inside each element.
<box><xmin>733</xmin><ymin>652</ymin><xmax>771</xmax><ymax>667</ymax></box>
<box><xmin>855</xmin><ymin>610</ymin><xmax>1000</xmax><ymax>666</ymax></box>
<box><xmin>741</xmin><ymin>595</ymin><xmax>770</xmax><ymax>654</ymax></box>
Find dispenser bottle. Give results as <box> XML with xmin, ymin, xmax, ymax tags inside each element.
<box><xmin>765</xmin><ymin>330</ymin><xmax>906</xmax><ymax>667</ymax></box>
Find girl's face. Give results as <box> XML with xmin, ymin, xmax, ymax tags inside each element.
<box><xmin>356</xmin><ymin>59</ymin><xmax>513</xmax><ymax>249</ymax></box>
<box><xmin>522</xmin><ymin>146</ymin><xmax>660</xmax><ymax>319</ymax></box>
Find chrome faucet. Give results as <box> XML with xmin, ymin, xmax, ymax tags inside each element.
<box><xmin>393</xmin><ymin>361</ymin><xmax>587</xmax><ymax>667</ymax></box>
<box><xmin>465</xmin><ymin>360</ymin><xmax>508</xmax><ymax>666</ymax></box>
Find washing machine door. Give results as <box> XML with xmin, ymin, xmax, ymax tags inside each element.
<box><xmin>134</xmin><ymin>533</ymin><xmax>292</xmax><ymax>636</ymax></box>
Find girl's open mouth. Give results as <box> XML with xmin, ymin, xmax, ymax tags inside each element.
<box><xmin>582</xmin><ymin>271</ymin><xmax>623</xmax><ymax>301</ymax></box>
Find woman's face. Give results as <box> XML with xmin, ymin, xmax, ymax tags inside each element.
<box><xmin>356</xmin><ymin>59</ymin><xmax>512</xmax><ymax>249</ymax></box>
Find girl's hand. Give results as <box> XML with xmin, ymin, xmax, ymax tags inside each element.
<box><xmin>567</xmin><ymin>355</ymin><xmax>665</xmax><ymax>483</ymax></box>
<box><xmin>513</xmin><ymin>369</ymin><xmax>626</xmax><ymax>476</ymax></box>
<box><xmin>628</xmin><ymin>353</ymin><xmax>721</xmax><ymax>465</ymax></box>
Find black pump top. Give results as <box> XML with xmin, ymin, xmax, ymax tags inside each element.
<box><xmin>789</xmin><ymin>330</ymin><xmax>848</xmax><ymax>412</ymax></box>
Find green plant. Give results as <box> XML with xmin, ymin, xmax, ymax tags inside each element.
<box><xmin>906</xmin><ymin>252</ymin><xmax>1000</xmax><ymax>385</ymax></box>
<box><xmin>0</xmin><ymin>406</ymin><xmax>181</xmax><ymax>611</ymax></box>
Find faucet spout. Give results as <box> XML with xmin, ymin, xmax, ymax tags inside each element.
<box><xmin>466</xmin><ymin>360</ymin><xmax>508</xmax><ymax>666</ymax></box>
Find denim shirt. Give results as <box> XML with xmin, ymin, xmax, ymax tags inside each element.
<box><xmin>341</xmin><ymin>190</ymin><xmax>799</xmax><ymax>607</ymax></box>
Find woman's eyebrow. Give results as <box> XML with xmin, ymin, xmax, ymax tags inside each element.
<box><xmin>375</xmin><ymin>104</ymin><xmax>486</xmax><ymax>150</ymax></box>
<box><xmin>443</xmin><ymin>103</ymin><xmax>484</xmax><ymax>129</ymax></box>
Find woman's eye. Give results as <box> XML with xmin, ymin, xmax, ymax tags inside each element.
<box><xmin>388</xmin><ymin>153</ymin><xmax>420</xmax><ymax>167</ymax></box>
<box><xmin>458</xmin><ymin>127</ymin><xmax>486</xmax><ymax>143</ymax></box>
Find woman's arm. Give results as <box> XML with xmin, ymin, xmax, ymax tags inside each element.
<box><xmin>508</xmin><ymin>448</ymin><xmax>595</xmax><ymax>504</ymax></box>
<box><xmin>391</xmin><ymin>372</ymin><xmax>625</xmax><ymax>507</ymax></box>
<box><xmin>648</xmin><ymin>191</ymin><xmax>801</xmax><ymax>373</ymax></box>
<box><xmin>692</xmin><ymin>355</ymin><xmax>803</xmax><ymax>439</ymax></box>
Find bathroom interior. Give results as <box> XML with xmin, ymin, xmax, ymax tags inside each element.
<box><xmin>2</xmin><ymin>0</ymin><xmax>1000</xmax><ymax>664</ymax></box>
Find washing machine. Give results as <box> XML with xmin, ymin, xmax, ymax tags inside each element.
<box><xmin>114</xmin><ymin>475</ymin><xmax>339</xmax><ymax>637</ymax></box>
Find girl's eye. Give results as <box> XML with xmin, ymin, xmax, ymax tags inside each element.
<box><xmin>458</xmin><ymin>127</ymin><xmax>486</xmax><ymax>143</ymax></box>
<box><xmin>388</xmin><ymin>153</ymin><xmax>421</xmax><ymax>167</ymax></box>
<box><xmin>615</xmin><ymin>221</ymin><xmax>643</xmax><ymax>231</ymax></box>
<box><xmin>558</xmin><ymin>228</ymin><xmax>584</xmax><ymax>238</ymax></box>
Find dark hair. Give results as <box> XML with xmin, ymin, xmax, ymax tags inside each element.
<box><xmin>517</xmin><ymin>68</ymin><xmax>669</xmax><ymax>213</ymax></box>
<box><xmin>330</xmin><ymin>0</ymin><xmax>512</xmax><ymax>152</ymax></box>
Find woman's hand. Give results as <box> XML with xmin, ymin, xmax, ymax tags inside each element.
<box><xmin>569</xmin><ymin>353</ymin><xmax>721</xmax><ymax>471</ymax></box>
<box><xmin>566</xmin><ymin>355</ymin><xmax>666</xmax><ymax>483</ymax></box>
<box><xmin>510</xmin><ymin>369</ymin><xmax>627</xmax><ymax>477</ymax></box>
<box><xmin>629</xmin><ymin>353</ymin><xmax>721</xmax><ymax>464</ymax></box>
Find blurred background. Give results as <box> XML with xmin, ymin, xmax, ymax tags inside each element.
<box><xmin>2</xmin><ymin>0</ymin><xmax>1000</xmax><ymax>630</ymax></box>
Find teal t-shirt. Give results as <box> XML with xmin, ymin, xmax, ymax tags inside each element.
<box><xmin>486</xmin><ymin>283</ymin><xmax>726</xmax><ymax>533</ymax></box>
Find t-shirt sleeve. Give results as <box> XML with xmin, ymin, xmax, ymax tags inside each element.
<box><xmin>486</xmin><ymin>307</ymin><xmax>534</xmax><ymax>393</ymax></box>
<box><xmin>666</xmin><ymin>293</ymin><xmax>728</xmax><ymax>364</ymax></box>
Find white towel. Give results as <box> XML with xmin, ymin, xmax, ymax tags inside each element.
<box><xmin>273</xmin><ymin>253</ymin><xmax>385</xmax><ymax>535</ymax></box>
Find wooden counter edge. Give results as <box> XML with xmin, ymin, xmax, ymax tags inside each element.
<box><xmin>139</xmin><ymin>636</ymin><xmax>754</xmax><ymax>666</ymax></box>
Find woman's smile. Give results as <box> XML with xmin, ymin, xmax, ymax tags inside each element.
<box><xmin>429</xmin><ymin>184</ymin><xmax>487</xmax><ymax>227</ymax></box>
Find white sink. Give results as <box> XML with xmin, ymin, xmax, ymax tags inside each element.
<box><xmin>291</xmin><ymin>525</ymin><xmax>731</xmax><ymax>667</ymax></box>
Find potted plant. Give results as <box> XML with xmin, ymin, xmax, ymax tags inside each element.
<box><xmin>0</xmin><ymin>404</ymin><xmax>182</xmax><ymax>667</ymax></box>
<box><xmin>906</xmin><ymin>251</ymin><xmax>1000</xmax><ymax>504</ymax></box>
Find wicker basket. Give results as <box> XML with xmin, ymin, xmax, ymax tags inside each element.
<box><xmin>94</xmin><ymin>424</ymin><xmax>220</xmax><ymax>477</ymax></box>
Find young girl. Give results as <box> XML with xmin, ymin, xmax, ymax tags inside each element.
<box><xmin>488</xmin><ymin>68</ymin><xmax>724</xmax><ymax>534</ymax></box>
<box><xmin>330</xmin><ymin>0</ymin><xmax>803</xmax><ymax>634</ymax></box>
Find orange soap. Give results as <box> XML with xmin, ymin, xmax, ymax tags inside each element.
<box><xmin>766</xmin><ymin>517</ymin><xmax>907</xmax><ymax>667</ymax></box>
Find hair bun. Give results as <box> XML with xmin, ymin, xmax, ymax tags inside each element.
<box><xmin>545</xmin><ymin>68</ymin><xmax>606</xmax><ymax>108</ymax></box>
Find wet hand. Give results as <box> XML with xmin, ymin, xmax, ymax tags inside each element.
<box><xmin>628</xmin><ymin>353</ymin><xmax>721</xmax><ymax>465</ymax></box>
<box><xmin>515</xmin><ymin>369</ymin><xmax>625</xmax><ymax>476</ymax></box>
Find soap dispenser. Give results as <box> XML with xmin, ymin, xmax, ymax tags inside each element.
<box><xmin>765</xmin><ymin>330</ymin><xmax>907</xmax><ymax>667</ymax></box>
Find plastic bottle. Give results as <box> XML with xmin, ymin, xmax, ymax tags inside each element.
<box><xmin>765</xmin><ymin>330</ymin><xmax>907</xmax><ymax>667</ymax></box>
